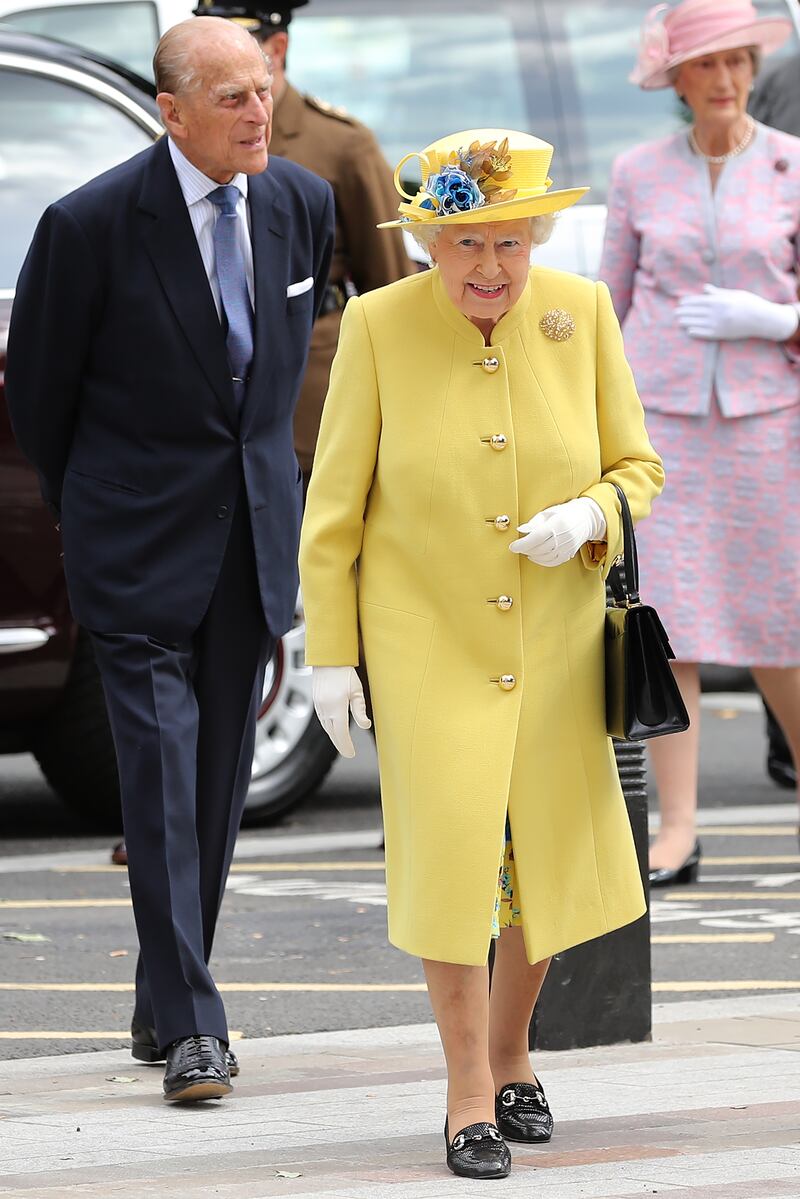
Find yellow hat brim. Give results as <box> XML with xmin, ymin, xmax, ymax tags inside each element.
<box><xmin>378</xmin><ymin>185</ymin><xmax>589</xmax><ymax>230</ymax></box>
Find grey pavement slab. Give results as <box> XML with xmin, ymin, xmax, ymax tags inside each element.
<box><xmin>1</xmin><ymin>1000</ymin><xmax>800</xmax><ymax>1197</ymax></box>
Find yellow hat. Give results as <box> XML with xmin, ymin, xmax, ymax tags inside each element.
<box><xmin>378</xmin><ymin>128</ymin><xmax>589</xmax><ymax>229</ymax></box>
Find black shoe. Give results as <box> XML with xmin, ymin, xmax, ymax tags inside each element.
<box><xmin>444</xmin><ymin>1119</ymin><xmax>511</xmax><ymax>1179</ymax></box>
<box><xmin>767</xmin><ymin>752</ymin><xmax>797</xmax><ymax>790</ymax></box>
<box><xmin>163</xmin><ymin>1035</ymin><xmax>232</xmax><ymax>1102</ymax></box>
<box><xmin>496</xmin><ymin>1080</ymin><xmax>553</xmax><ymax>1143</ymax></box>
<box><xmin>132</xmin><ymin>1021</ymin><xmax>239</xmax><ymax>1075</ymax></box>
<box><xmin>649</xmin><ymin>840</ymin><xmax>701</xmax><ymax>888</ymax></box>
<box><xmin>765</xmin><ymin>704</ymin><xmax>796</xmax><ymax>790</ymax></box>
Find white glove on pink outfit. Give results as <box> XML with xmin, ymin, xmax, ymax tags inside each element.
<box><xmin>675</xmin><ymin>284</ymin><xmax>799</xmax><ymax>342</ymax></box>
<box><xmin>312</xmin><ymin>665</ymin><xmax>371</xmax><ymax>758</ymax></box>
<box><xmin>509</xmin><ymin>497</ymin><xmax>607</xmax><ymax>568</ymax></box>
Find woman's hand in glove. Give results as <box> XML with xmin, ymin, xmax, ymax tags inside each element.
<box><xmin>510</xmin><ymin>497</ymin><xmax>607</xmax><ymax>567</ymax></box>
<box><xmin>675</xmin><ymin>284</ymin><xmax>799</xmax><ymax>342</ymax></box>
<box><xmin>312</xmin><ymin>666</ymin><xmax>371</xmax><ymax>758</ymax></box>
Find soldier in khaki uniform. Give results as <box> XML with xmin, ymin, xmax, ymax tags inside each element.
<box><xmin>193</xmin><ymin>0</ymin><xmax>414</xmax><ymax>482</ymax></box>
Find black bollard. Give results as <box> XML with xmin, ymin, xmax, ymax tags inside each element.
<box><xmin>527</xmin><ymin>738</ymin><xmax>652</xmax><ymax>1050</ymax></box>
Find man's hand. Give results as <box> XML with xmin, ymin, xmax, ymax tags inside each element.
<box><xmin>312</xmin><ymin>666</ymin><xmax>371</xmax><ymax>758</ymax></box>
<box><xmin>510</xmin><ymin>497</ymin><xmax>607</xmax><ymax>567</ymax></box>
<box><xmin>675</xmin><ymin>284</ymin><xmax>800</xmax><ymax>342</ymax></box>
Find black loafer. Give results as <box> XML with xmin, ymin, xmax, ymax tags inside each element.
<box><xmin>444</xmin><ymin>1119</ymin><xmax>511</xmax><ymax>1179</ymax></box>
<box><xmin>163</xmin><ymin>1034</ymin><xmax>232</xmax><ymax>1102</ymax></box>
<box><xmin>496</xmin><ymin>1081</ymin><xmax>554</xmax><ymax>1143</ymax></box>
<box><xmin>132</xmin><ymin>1021</ymin><xmax>239</xmax><ymax>1076</ymax></box>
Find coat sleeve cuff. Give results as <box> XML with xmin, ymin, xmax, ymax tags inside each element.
<box><xmin>578</xmin><ymin>482</ymin><xmax>623</xmax><ymax>578</ymax></box>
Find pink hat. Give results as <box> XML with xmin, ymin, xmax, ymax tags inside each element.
<box><xmin>630</xmin><ymin>0</ymin><xmax>792</xmax><ymax>90</ymax></box>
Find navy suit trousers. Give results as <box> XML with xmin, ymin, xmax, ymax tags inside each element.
<box><xmin>90</xmin><ymin>490</ymin><xmax>273</xmax><ymax>1050</ymax></box>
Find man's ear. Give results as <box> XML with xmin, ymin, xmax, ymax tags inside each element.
<box><xmin>157</xmin><ymin>92</ymin><xmax>186</xmax><ymax>140</ymax></box>
<box><xmin>260</xmin><ymin>30</ymin><xmax>288</xmax><ymax>72</ymax></box>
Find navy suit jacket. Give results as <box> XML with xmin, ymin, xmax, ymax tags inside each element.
<box><xmin>6</xmin><ymin>135</ymin><xmax>334</xmax><ymax>641</ymax></box>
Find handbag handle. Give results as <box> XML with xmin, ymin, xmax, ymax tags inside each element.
<box><xmin>608</xmin><ymin>483</ymin><xmax>641</xmax><ymax>607</ymax></box>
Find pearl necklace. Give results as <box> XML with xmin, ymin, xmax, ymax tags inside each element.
<box><xmin>689</xmin><ymin>115</ymin><xmax>755</xmax><ymax>164</ymax></box>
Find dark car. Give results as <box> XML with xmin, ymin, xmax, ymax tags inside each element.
<box><xmin>0</xmin><ymin>30</ymin><xmax>337</xmax><ymax>827</ymax></box>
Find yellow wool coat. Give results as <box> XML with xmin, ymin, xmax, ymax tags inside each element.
<box><xmin>299</xmin><ymin>266</ymin><xmax>664</xmax><ymax>967</ymax></box>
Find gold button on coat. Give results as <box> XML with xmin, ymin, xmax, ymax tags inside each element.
<box><xmin>488</xmin><ymin>596</ymin><xmax>513</xmax><ymax>611</ymax></box>
<box><xmin>481</xmin><ymin>434</ymin><xmax>508</xmax><ymax>451</ymax></box>
<box><xmin>490</xmin><ymin>674</ymin><xmax>516</xmax><ymax>691</ymax></box>
<box><xmin>486</xmin><ymin>514</ymin><xmax>511</xmax><ymax>531</ymax></box>
<box><xmin>474</xmin><ymin>356</ymin><xmax>500</xmax><ymax>373</ymax></box>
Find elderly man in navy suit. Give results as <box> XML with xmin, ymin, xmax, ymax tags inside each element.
<box><xmin>6</xmin><ymin>17</ymin><xmax>334</xmax><ymax>1102</ymax></box>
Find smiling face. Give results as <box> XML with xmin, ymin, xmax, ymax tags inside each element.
<box><xmin>157</xmin><ymin>18</ymin><xmax>273</xmax><ymax>183</ymax></box>
<box><xmin>674</xmin><ymin>46</ymin><xmax>754</xmax><ymax>126</ymax></box>
<box><xmin>429</xmin><ymin>219</ymin><xmax>533</xmax><ymax>329</ymax></box>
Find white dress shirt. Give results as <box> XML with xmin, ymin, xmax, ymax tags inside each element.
<box><xmin>167</xmin><ymin>138</ymin><xmax>255</xmax><ymax>319</ymax></box>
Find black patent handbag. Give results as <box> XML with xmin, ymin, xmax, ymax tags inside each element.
<box><xmin>605</xmin><ymin>484</ymin><xmax>690</xmax><ymax>742</ymax></box>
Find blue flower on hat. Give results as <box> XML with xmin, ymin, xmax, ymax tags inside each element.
<box><xmin>424</xmin><ymin>166</ymin><xmax>485</xmax><ymax>216</ymax></box>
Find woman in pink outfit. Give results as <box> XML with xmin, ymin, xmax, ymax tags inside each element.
<box><xmin>600</xmin><ymin>0</ymin><xmax>800</xmax><ymax>885</ymax></box>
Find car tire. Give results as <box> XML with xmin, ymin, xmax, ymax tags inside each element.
<box><xmin>33</xmin><ymin>628</ymin><xmax>122</xmax><ymax>829</ymax></box>
<box><xmin>32</xmin><ymin>620</ymin><xmax>336</xmax><ymax>830</ymax></box>
<box><xmin>242</xmin><ymin>619</ymin><xmax>338</xmax><ymax>825</ymax></box>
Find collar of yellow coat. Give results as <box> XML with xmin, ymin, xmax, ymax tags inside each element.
<box><xmin>431</xmin><ymin>266</ymin><xmax>533</xmax><ymax>346</ymax></box>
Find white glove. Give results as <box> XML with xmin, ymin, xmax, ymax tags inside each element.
<box><xmin>675</xmin><ymin>284</ymin><xmax>799</xmax><ymax>342</ymax></box>
<box><xmin>312</xmin><ymin>665</ymin><xmax>371</xmax><ymax>758</ymax></box>
<box><xmin>509</xmin><ymin>497</ymin><xmax>607</xmax><ymax>568</ymax></box>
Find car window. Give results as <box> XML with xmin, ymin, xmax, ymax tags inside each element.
<box><xmin>540</xmin><ymin>0</ymin><xmax>799</xmax><ymax>204</ymax></box>
<box><xmin>0</xmin><ymin>67</ymin><xmax>153</xmax><ymax>288</ymax></box>
<box><xmin>289</xmin><ymin>0</ymin><xmax>799</xmax><ymax>205</ymax></box>
<box><xmin>288</xmin><ymin>0</ymin><xmax>557</xmax><ymax>194</ymax></box>
<box><xmin>0</xmin><ymin>0</ymin><xmax>159</xmax><ymax>78</ymax></box>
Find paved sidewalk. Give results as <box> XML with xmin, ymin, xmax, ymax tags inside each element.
<box><xmin>1</xmin><ymin>995</ymin><xmax>799</xmax><ymax>1198</ymax></box>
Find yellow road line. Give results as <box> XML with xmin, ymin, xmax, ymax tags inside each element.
<box><xmin>0</xmin><ymin>899</ymin><xmax>131</xmax><ymax>910</ymax></box>
<box><xmin>704</xmin><ymin>856</ymin><xmax>800</xmax><ymax>865</ymax></box>
<box><xmin>0</xmin><ymin>982</ymin><xmax>426</xmax><ymax>993</ymax></box>
<box><xmin>693</xmin><ymin>828</ymin><xmax>795</xmax><ymax>836</ymax></box>
<box><xmin>652</xmin><ymin>981</ymin><xmax>800</xmax><ymax>993</ymax></box>
<box><xmin>665</xmin><ymin>891</ymin><xmax>800</xmax><ymax>900</ymax></box>
<box><xmin>652</xmin><ymin>934</ymin><xmax>775</xmax><ymax>943</ymax></box>
<box><xmin>0</xmin><ymin>980</ymin><xmax>796</xmax><ymax>996</ymax></box>
<box><xmin>57</xmin><ymin>862</ymin><xmax>386</xmax><ymax>874</ymax></box>
<box><xmin>0</xmin><ymin>1030</ymin><xmax>243</xmax><ymax>1040</ymax></box>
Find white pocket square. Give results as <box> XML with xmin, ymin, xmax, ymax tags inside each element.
<box><xmin>286</xmin><ymin>276</ymin><xmax>313</xmax><ymax>298</ymax></box>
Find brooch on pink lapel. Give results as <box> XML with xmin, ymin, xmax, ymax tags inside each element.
<box><xmin>539</xmin><ymin>309</ymin><xmax>575</xmax><ymax>342</ymax></box>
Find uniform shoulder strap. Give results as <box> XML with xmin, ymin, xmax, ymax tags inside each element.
<box><xmin>303</xmin><ymin>93</ymin><xmax>359</xmax><ymax>126</ymax></box>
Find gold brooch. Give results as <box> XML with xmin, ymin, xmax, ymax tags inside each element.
<box><xmin>539</xmin><ymin>309</ymin><xmax>575</xmax><ymax>342</ymax></box>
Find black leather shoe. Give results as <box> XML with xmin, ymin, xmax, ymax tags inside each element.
<box><xmin>132</xmin><ymin>1021</ymin><xmax>239</xmax><ymax>1075</ymax></box>
<box><xmin>496</xmin><ymin>1080</ymin><xmax>553</xmax><ymax>1143</ymax></box>
<box><xmin>767</xmin><ymin>752</ymin><xmax>797</xmax><ymax>790</ymax></box>
<box><xmin>649</xmin><ymin>840</ymin><xmax>701</xmax><ymax>888</ymax></box>
<box><xmin>444</xmin><ymin>1119</ymin><xmax>511</xmax><ymax>1179</ymax></box>
<box><xmin>765</xmin><ymin>704</ymin><xmax>796</xmax><ymax>790</ymax></box>
<box><xmin>163</xmin><ymin>1035</ymin><xmax>232</xmax><ymax>1102</ymax></box>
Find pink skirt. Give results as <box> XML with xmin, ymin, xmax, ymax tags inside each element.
<box><xmin>635</xmin><ymin>397</ymin><xmax>800</xmax><ymax>667</ymax></box>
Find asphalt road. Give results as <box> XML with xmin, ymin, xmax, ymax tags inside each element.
<box><xmin>0</xmin><ymin>692</ymin><xmax>797</xmax><ymax>1061</ymax></box>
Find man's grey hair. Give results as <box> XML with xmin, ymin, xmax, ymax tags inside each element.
<box><xmin>153</xmin><ymin>18</ymin><xmax>271</xmax><ymax>96</ymax></box>
<box><xmin>154</xmin><ymin>33</ymin><xmax>202</xmax><ymax>95</ymax></box>
<box><xmin>409</xmin><ymin>213</ymin><xmax>556</xmax><ymax>256</ymax></box>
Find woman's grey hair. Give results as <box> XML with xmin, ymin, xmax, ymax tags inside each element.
<box><xmin>409</xmin><ymin>213</ymin><xmax>556</xmax><ymax>256</ymax></box>
<box><xmin>670</xmin><ymin>44</ymin><xmax>761</xmax><ymax>92</ymax></box>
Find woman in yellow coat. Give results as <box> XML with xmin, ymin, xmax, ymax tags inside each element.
<box><xmin>299</xmin><ymin>129</ymin><xmax>664</xmax><ymax>1180</ymax></box>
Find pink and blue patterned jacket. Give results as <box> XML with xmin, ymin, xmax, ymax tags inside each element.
<box><xmin>600</xmin><ymin>122</ymin><xmax>800</xmax><ymax>418</ymax></box>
